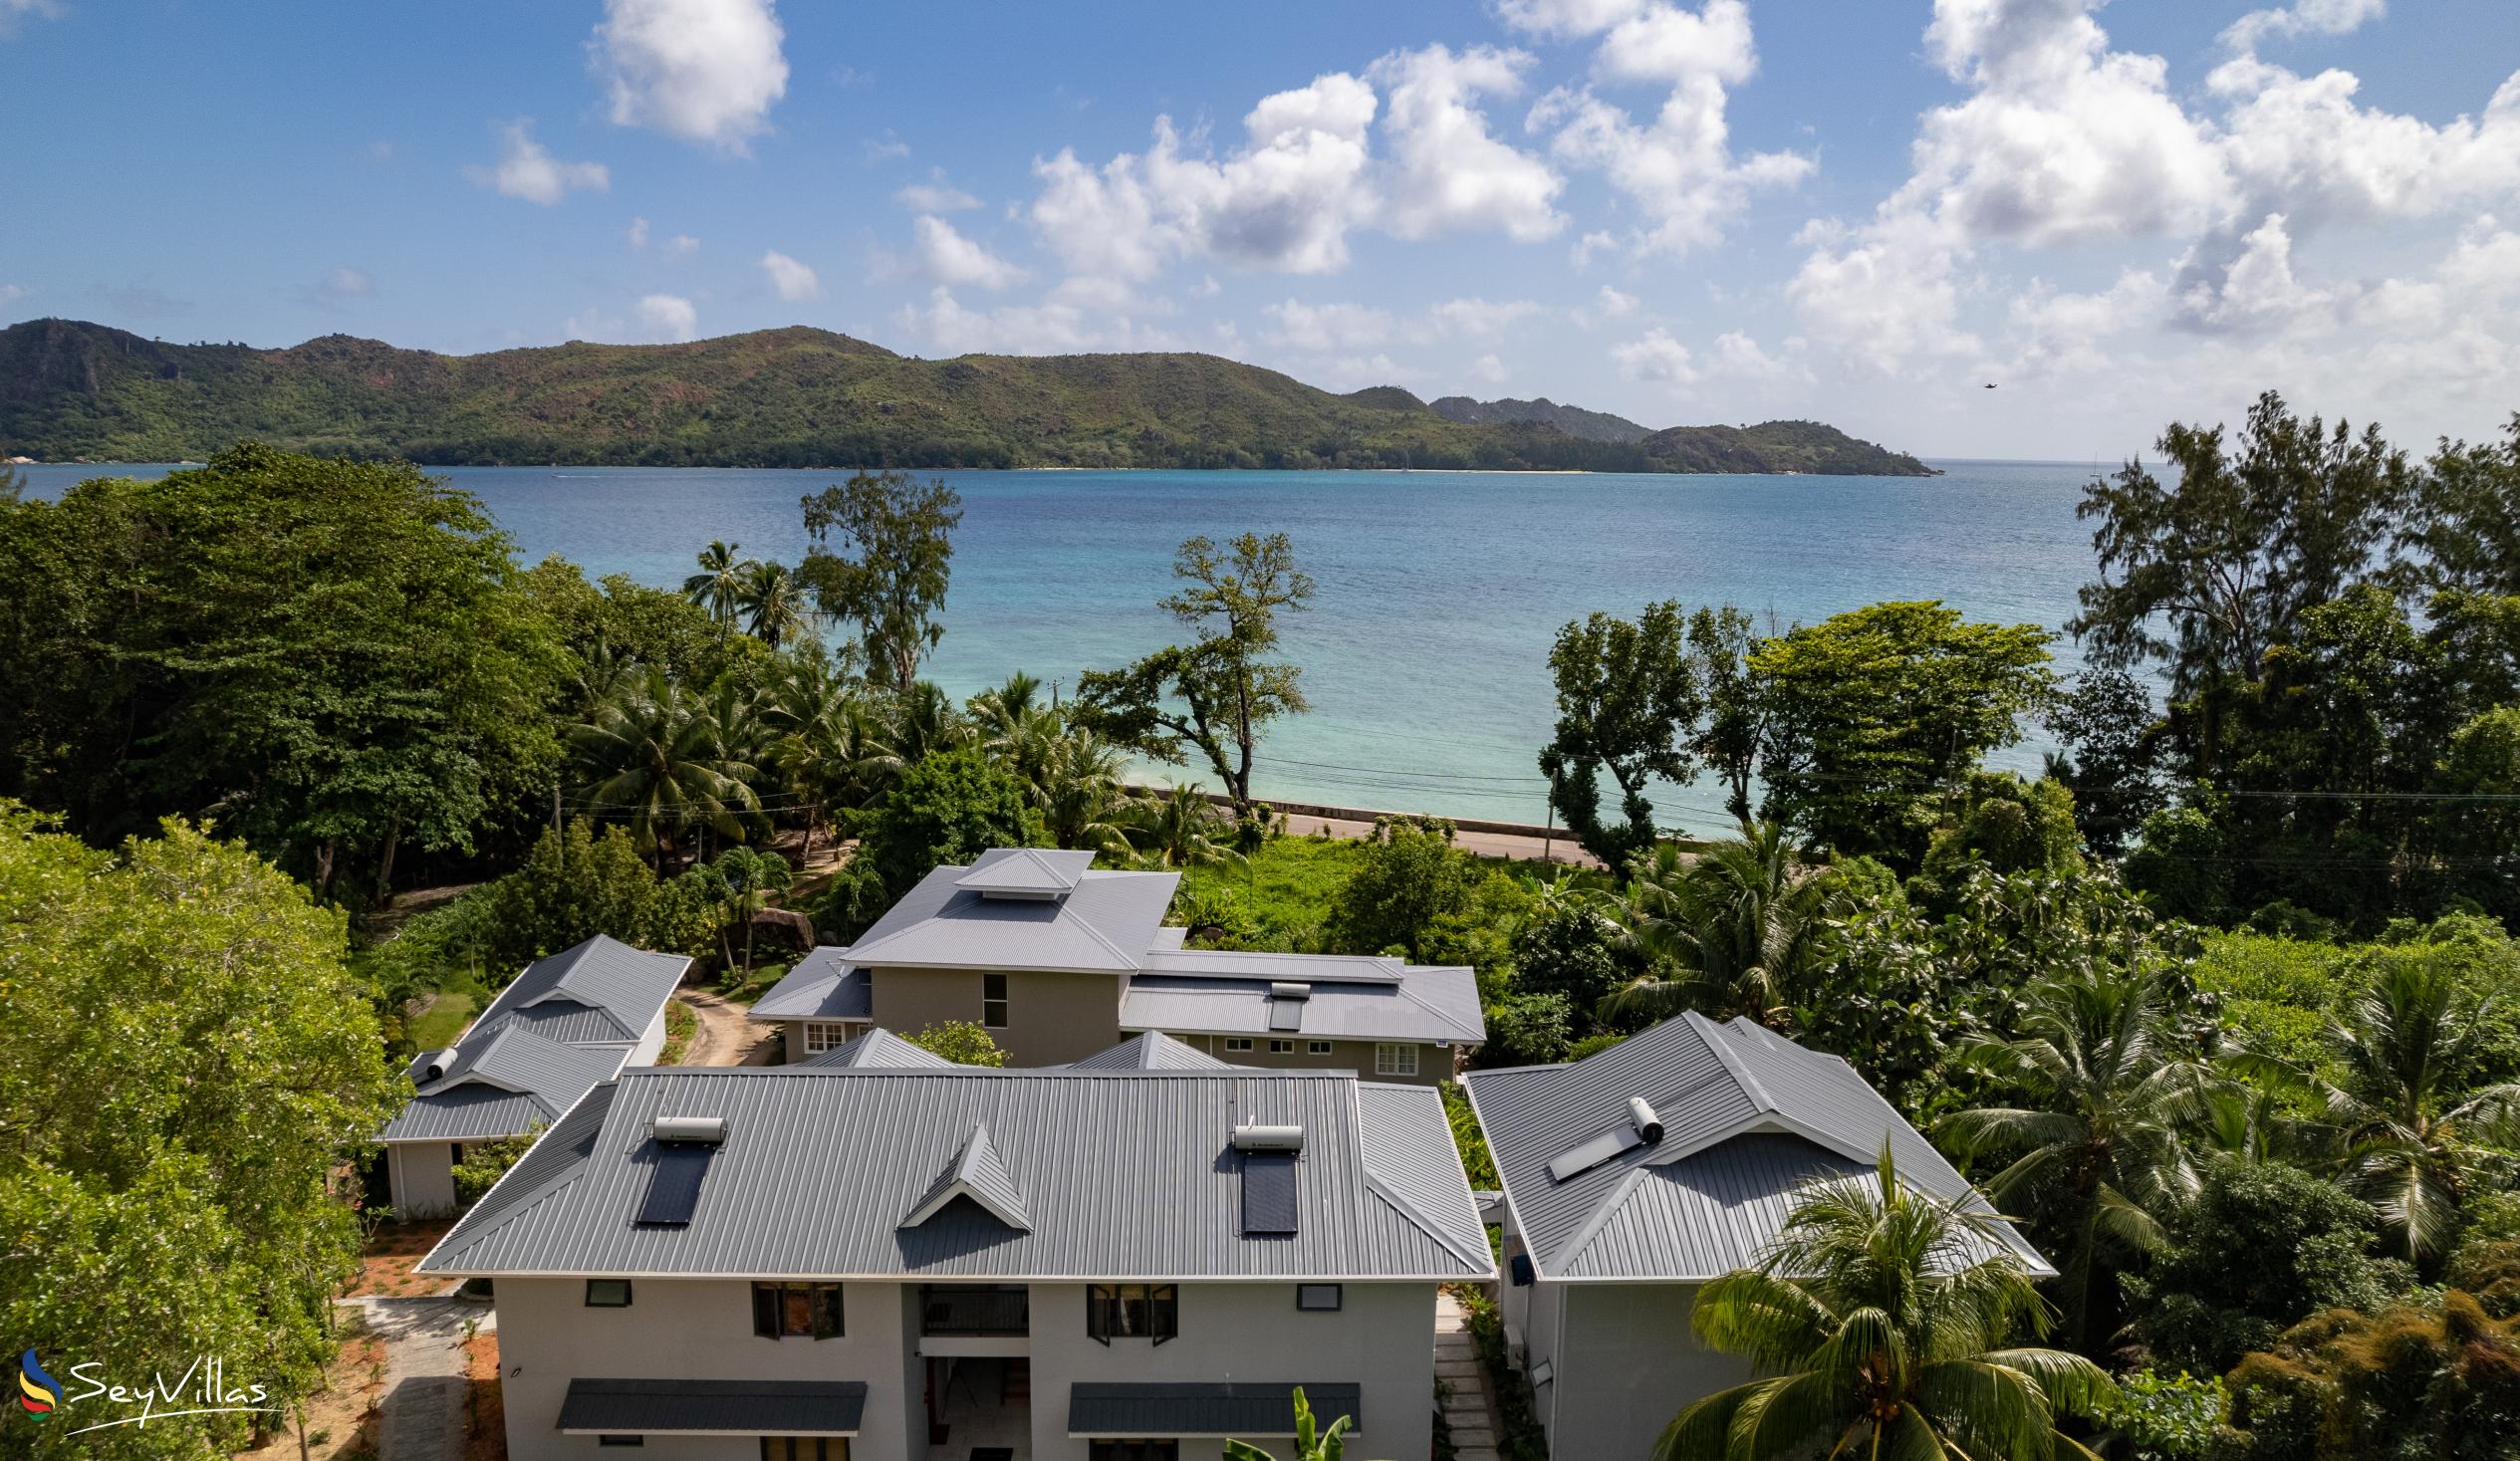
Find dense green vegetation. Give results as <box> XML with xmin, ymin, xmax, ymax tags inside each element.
<box><xmin>0</xmin><ymin>317</ymin><xmax>1933</xmax><ymax>474</ymax></box>
<box><xmin>1425</xmin><ymin>392</ymin><xmax>1652</xmax><ymax>442</ymax></box>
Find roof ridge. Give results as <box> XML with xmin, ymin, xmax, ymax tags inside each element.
<box><xmin>1365</xmin><ymin>1174</ymin><xmax>1489</xmax><ymax>1271</ymax></box>
<box><xmin>1392</xmin><ymin>978</ymin><xmax>1486</xmax><ymax>1041</ymax></box>
<box><xmin>1548</xmin><ymin>1164</ymin><xmax>1649</xmax><ymax>1275</ymax></box>
<box><xmin>1689</xmin><ymin>1011</ymin><xmax>1776</xmax><ymax>1113</ymax></box>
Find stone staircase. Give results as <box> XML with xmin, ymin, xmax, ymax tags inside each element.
<box><xmin>1435</xmin><ymin>1290</ymin><xmax>1504</xmax><ymax>1461</ymax></box>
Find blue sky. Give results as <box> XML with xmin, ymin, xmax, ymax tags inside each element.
<box><xmin>5</xmin><ymin>0</ymin><xmax>2518</xmax><ymax>457</ymax></box>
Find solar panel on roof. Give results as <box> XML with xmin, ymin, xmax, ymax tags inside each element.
<box><xmin>636</xmin><ymin>1143</ymin><xmax>716</xmax><ymax>1225</ymax></box>
<box><xmin>1268</xmin><ymin>1000</ymin><xmax>1305</xmax><ymax>1032</ymax></box>
<box><xmin>1241</xmin><ymin>1152</ymin><xmax>1298</xmax><ymax>1234</ymax></box>
<box><xmin>1546</xmin><ymin>1123</ymin><xmax>1644</xmax><ymax>1183</ymax></box>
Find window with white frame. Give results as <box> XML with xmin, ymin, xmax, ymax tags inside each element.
<box><xmin>801</xmin><ymin>1022</ymin><xmax>850</xmax><ymax>1055</ymax></box>
<box><xmin>1223</xmin><ymin>1037</ymin><xmax>1253</xmax><ymax>1052</ymax></box>
<box><xmin>1375</xmin><ymin>1043</ymin><xmax>1418</xmax><ymax>1077</ymax></box>
<box><xmin>1308</xmin><ymin>1040</ymin><xmax>1333</xmax><ymax>1055</ymax></box>
<box><xmin>1269</xmin><ymin>1039</ymin><xmax>1295</xmax><ymax>1053</ymax></box>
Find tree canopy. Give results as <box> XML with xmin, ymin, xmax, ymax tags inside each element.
<box><xmin>797</xmin><ymin>468</ymin><xmax>963</xmax><ymax>691</ymax></box>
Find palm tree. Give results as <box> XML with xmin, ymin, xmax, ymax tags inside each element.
<box><xmin>682</xmin><ymin>541</ymin><xmax>750</xmax><ymax>627</ymax></box>
<box><xmin>1596</xmin><ymin>822</ymin><xmax>1839</xmax><ymax>1028</ymax></box>
<box><xmin>2241</xmin><ymin>954</ymin><xmax>2520</xmax><ymax>1265</ymax></box>
<box><xmin>570</xmin><ymin>668</ymin><xmax>761</xmax><ymax>863</ymax></box>
<box><xmin>1034</xmin><ymin>724</ymin><xmax>1133</xmax><ymax>854</ymax></box>
<box><xmin>889</xmin><ymin>679</ymin><xmax>973</xmax><ymax>764</ymax></box>
<box><xmin>1658</xmin><ymin>1146</ymin><xmax>2116</xmax><ymax>1461</ymax></box>
<box><xmin>737</xmin><ymin>559</ymin><xmax>813</xmax><ymax>648</ymax></box>
<box><xmin>1121</xmin><ymin>785</ymin><xmax>1246</xmax><ymax>870</ymax></box>
<box><xmin>764</xmin><ymin>651</ymin><xmax>899</xmax><ymax>861</ymax></box>
<box><xmin>704</xmin><ymin>846</ymin><xmax>794</xmax><ymax>973</ymax></box>
<box><xmin>1936</xmin><ymin>967</ymin><xmax>2208</xmax><ymax>1343</ymax></box>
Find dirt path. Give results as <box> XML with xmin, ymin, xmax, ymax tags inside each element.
<box><xmin>1279</xmin><ymin>812</ymin><xmax>1603</xmax><ymax>869</ymax></box>
<box><xmin>335</xmin><ymin>1297</ymin><xmax>490</xmax><ymax>1461</ymax></box>
<box><xmin>672</xmin><ymin>989</ymin><xmax>777</xmax><ymax>1067</ymax></box>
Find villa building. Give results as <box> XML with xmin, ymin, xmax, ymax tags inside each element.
<box><xmin>415</xmin><ymin>1048</ymin><xmax>1492</xmax><ymax>1461</ymax></box>
<box><xmin>749</xmin><ymin>849</ymin><xmax>1482</xmax><ymax>1084</ymax></box>
<box><xmin>379</xmin><ymin>934</ymin><xmax>688</xmax><ymax>1217</ymax></box>
<box><xmin>1461</xmin><ymin>1013</ymin><xmax>2054</xmax><ymax>1460</ymax></box>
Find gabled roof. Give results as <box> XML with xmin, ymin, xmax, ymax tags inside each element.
<box><xmin>417</xmin><ymin>1066</ymin><xmax>1490</xmax><ymax>1282</ymax></box>
<box><xmin>800</xmin><ymin>1028</ymin><xmax>958</xmax><ymax>1070</ymax></box>
<box><xmin>747</xmin><ymin>946</ymin><xmax>874</xmax><ymax>1023</ymax></box>
<box><xmin>471</xmin><ymin>934</ymin><xmax>690</xmax><ymax>1046</ymax></box>
<box><xmin>1121</xmin><ymin>957</ymin><xmax>1485</xmax><ymax>1046</ymax></box>
<box><xmin>1066</xmin><ymin>1032</ymin><xmax>1239</xmax><ymax>1071</ymax></box>
<box><xmin>837</xmin><ymin>855</ymin><xmax>1178</xmax><ymax>974</ymax></box>
<box><xmin>901</xmin><ymin>1122</ymin><xmax>1032</xmax><ymax>1230</ymax></box>
<box><xmin>956</xmin><ymin>847</ymin><xmax>1095</xmax><ymax>896</ymax></box>
<box><xmin>1462</xmin><ymin>1013</ymin><xmax>2051</xmax><ymax>1282</ymax></box>
<box><xmin>383</xmin><ymin>1025</ymin><xmax>627</xmax><ymax>1143</ymax></box>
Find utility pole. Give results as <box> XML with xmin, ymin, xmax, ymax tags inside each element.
<box><xmin>1544</xmin><ymin>770</ymin><xmax>1557</xmax><ymax>865</ymax></box>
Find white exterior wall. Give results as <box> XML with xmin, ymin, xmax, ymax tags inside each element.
<box><xmin>630</xmin><ymin>1006</ymin><xmax>669</xmax><ymax>1067</ymax></box>
<box><xmin>1541</xmin><ymin>1283</ymin><xmax>1749</xmax><ymax>1461</ymax></box>
<box><xmin>1024</xmin><ymin>1281</ymin><xmax>1434</xmax><ymax>1461</ymax></box>
<box><xmin>388</xmin><ymin>1142</ymin><xmax>458</xmax><ymax>1218</ymax></box>
<box><xmin>493</xmin><ymin>1277</ymin><xmax>916</xmax><ymax>1461</ymax></box>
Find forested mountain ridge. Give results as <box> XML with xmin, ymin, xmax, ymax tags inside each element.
<box><xmin>0</xmin><ymin>317</ymin><xmax>1934</xmax><ymax>475</ymax></box>
<box><xmin>1427</xmin><ymin>393</ymin><xmax>1653</xmax><ymax>442</ymax></box>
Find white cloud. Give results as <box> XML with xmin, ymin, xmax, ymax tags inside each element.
<box><xmin>1493</xmin><ymin>0</ymin><xmax>1647</xmax><ymax>41</ymax></box>
<box><xmin>304</xmin><ymin>266</ymin><xmax>377</xmax><ymax>310</ymax></box>
<box><xmin>1519</xmin><ymin>1</ymin><xmax>1811</xmax><ymax>257</ymax></box>
<box><xmin>1265</xmin><ymin>300</ymin><xmax>1400</xmax><ymax>352</ymax></box>
<box><xmin>1467</xmin><ymin>353</ymin><xmax>1509</xmax><ymax>384</ymax></box>
<box><xmin>1613</xmin><ymin>327</ymin><xmax>1699</xmax><ymax>383</ymax></box>
<box><xmin>1709</xmin><ymin>330</ymin><xmax>1801</xmax><ymax>381</ymax></box>
<box><xmin>664</xmin><ymin>233</ymin><xmax>700</xmax><ymax>257</ymax></box>
<box><xmin>863</xmin><ymin>130</ymin><xmax>910</xmax><ymax>162</ymax></box>
<box><xmin>1429</xmin><ymin>296</ymin><xmax>1541</xmax><ymax>337</ymax></box>
<box><xmin>0</xmin><ymin>0</ymin><xmax>63</xmax><ymax>35</ymax></box>
<box><xmin>897</xmin><ymin>284</ymin><xmax>1178</xmax><ymax>356</ymax></box>
<box><xmin>0</xmin><ymin>284</ymin><xmax>29</xmax><ymax>306</ymax></box>
<box><xmin>2221</xmin><ymin>0</ymin><xmax>2387</xmax><ymax>54</ymax></box>
<box><xmin>1366</xmin><ymin>45</ymin><xmax>1564</xmax><ymax>243</ymax></box>
<box><xmin>637</xmin><ymin>292</ymin><xmax>699</xmax><ymax>341</ymax></box>
<box><xmin>913</xmin><ymin>216</ymin><xmax>1030</xmax><ymax>289</ymax></box>
<box><xmin>467</xmin><ymin>122</ymin><xmax>610</xmax><ymax>205</ymax></box>
<box><xmin>1788</xmin><ymin>212</ymin><xmax>1980</xmax><ymax>372</ymax></box>
<box><xmin>758</xmin><ymin>249</ymin><xmax>822</xmax><ymax>302</ymax></box>
<box><xmin>896</xmin><ymin>172</ymin><xmax>981</xmax><ymax>212</ymax></box>
<box><xmin>627</xmin><ymin>216</ymin><xmax>650</xmax><ymax>248</ymax></box>
<box><xmin>1595</xmin><ymin>284</ymin><xmax>1639</xmax><ymax>318</ymax></box>
<box><xmin>592</xmin><ymin>0</ymin><xmax>788</xmax><ymax>151</ymax></box>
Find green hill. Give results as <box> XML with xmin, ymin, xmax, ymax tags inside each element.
<box><xmin>1427</xmin><ymin>394</ymin><xmax>1653</xmax><ymax>443</ymax></box>
<box><xmin>0</xmin><ymin>318</ymin><xmax>1934</xmax><ymax>475</ymax></box>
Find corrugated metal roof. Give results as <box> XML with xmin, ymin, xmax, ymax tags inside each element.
<box><xmin>839</xmin><ymin>858</ymin><xmax>1177</xmax><ymax>973</ymax></box>
<box><xmin>1140</xmin><ymin>950</ymin><xmax>1407</xmax><ymax>984</ymax></box>
<box><xmin>748</xmin><ymin>947</ymin><xmax>874</xmax><ymax>1022</ymax></box>
<box><xmin>417</xmin><ymin>1067</ymin><xmax>1490</xmax><ymax>1281</ymax></box>
<box><xmin>1462</xmin><ymin>1013</ymin><xmax>2051</xmax><ymax>1280</ymax></box>
<box><xmin>799</xmin><ymin>1028</ymin><xmax>957</xmax><ymax>1069</ymax></box>
<box><xmin>473</xmin><ymin>934</ymin><xmax>689</xmax><ymax>1046</ymax></box>
<box><xmin>1069</xmin><ymin>1382</ymin><xmax>1361</xmax><ymax>1437</ymax></box>
<box><xmin>1120</xmin><ymin>964</ymin><xmax>1484</xmax><ymax>1045</ymax></box>
<box><xmin>1066</xmin><ymin>1032</ymin><xmax>1238</xmax><ymax>1071</ymax></box>
<box><xmin>383</xmin><ymin>1025</ymin><xmax>627</xmax><ymax>1142</ymax></box>
<box><xmin>956</xmin><ymin>847</ymin><xmax>1094</xmax><ymax>895</ymax></box>
<box><xmin>902</xmin><ymin>1122</ymin><xmax>1032</xmax><ymax>1230</ymax></box>
<box><xmin>557</xmin><ymin>1378</ymin><xmax>867</xmax><ymax>1436</ymax></box>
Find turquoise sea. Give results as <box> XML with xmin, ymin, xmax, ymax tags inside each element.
<box><xmin>20</xmin><ymin>461</ymin><xmax>2107</xmax><ymax>831</ymax></box>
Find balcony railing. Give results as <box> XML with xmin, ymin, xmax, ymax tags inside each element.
<box><xmin>921</xmin><ymin>1286</ymin><xmax>1029</xmax><ymax>1337</ymax></box>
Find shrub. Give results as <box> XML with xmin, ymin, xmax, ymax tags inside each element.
<box><xmin>1482</xmin><ymin>992</ymin><xmax>1574</xmax><ymax>1067</ymax></box>
<box><xmin>1440</xmin><ymin>1083</ymin><xmax>1497</xmax><ymax>1188</ymax></box>
<box><xmin>856</xmin><ymin>748</ymin><xmax>1044</xmax><ymax>899</ymax></box>
<box><xmin>2124</xmin><ymin>804</ymin><xmax>2231</xmax><ymax>923</ymax></box>
<box><xmin>1328</xmin><ymin>817</ymin><xmax>1476</xmax><ymax>958</ymax></box>
<box><xmin>1509</xmin><ymin>906</ymin><xmax>1624</xmax><ymax>1012</ymax></box>
<box><xmin>1565</xmin><ymin>1031</ymin><xmax>1631</xmax><ymax>1061</ymax></box>
<box><xmin>2223</xmin><ymin>1291</ymin><xmax>2520</xmax><ymax>1461</ymax></box>
<box><xmin>809</xmin><ymin>856</ymin><xmax>891</xmax><ymax>945</ymax></box>
<box><xmin>451</xmin><ymin>1126</ymin><xmax>542</xmax><ymax>1208</ymax></box>
<box><xmin>903</xmin><ymin>1020</ymin><xmax>1007</xmax><ymax>1067</ymax></box>
<box><xmin>2106</xmin><ymin>1369</ymin><xmax>2229</xmax><ymax>1461</ymax></box>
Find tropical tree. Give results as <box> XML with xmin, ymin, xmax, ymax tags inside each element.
<box><xmin>704</xmin><ymin>846</ymin><xmax>794</xmax><ymax>972</ymax></box>
<box><xmin>891</xmin><ymin>678</ymin><xmax>975</xmax><ymax>764</ymax></box>
<box><xmin>682</xmin><ymin>539</ymin><xmax>750</xmax><ymax>627</ymax></box>
<box><xmin>765</xmin><ymin>651</ymin><xmax>898</xmax><ymax>859</ymax></box>
<box><xmin>1937</xmin><ymin>967</ymin><xmax>2209</xmax><ymax>1343</ymax></box>
<box><xmin>1537</xmin><ymin>600</ymin><xmax>1704</xmax><ymax>869</ymax></box>
<box><xmin>1226</xmin><ymin>1387</ymin><xmax>1360</xmax><ymax>1461</ymax></box>
<box><xmin>1075</xmin><ymin>532</ymin><xmax>1314</xmax><ymax>814</ymax></box>
<box><xmin>797</xmin><ymin>469</ymin><xmax>964</xmax><ymax>691</ymax></box>
<box><xmin>1121</xmin><ymin>784</ymin><xmax>1247</xmax><ymax>870</ymax></box>
<box><xmin>1033</xmin><ymin>725</ymin><xmax>1133</xmax><ymax>853</ymax></box>
<box><xmin>737</xmin><ymin>558</ymin><xmax>813</xmax><ymax>648</ymax></box>
<box><xmin>1597</xmin><ymin>823</ymin><xmax>1838</xmax><ymax>1029</ymax></box>
<box><xmin>904</xmin><ymin>1019</ymin><xmax>1008</xmax><ymax>1067</ymax></box>
<box><xmin>1657</xmin><ymin>1146</ymin><xmax>2116</xmax><ymax>1461</ymax></box>
<box><xmin>571</xmin><ymin>668</ymin><xmax>762</xmax><ymax>862</ymax></box>
<box><xmin>2244</xmin><ymin>953</ymin><xmax>2520</xmax><ymax>1265</ymax></box>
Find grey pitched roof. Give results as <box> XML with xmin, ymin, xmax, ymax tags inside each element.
<box><xmin>1070</xmin><ymin>1382</ymin><xmax>1362</xmax><ymax>1438</ymax></box>
<box><xmin>747</xmin><ymin>946</ymin><xmax>874</xmax><ymax>1023</ymax></box>
<box><xmin>1121</xmin><ymin>960</ymin><xmax>1485</xmax><ymax>1045</ymax></box>
<box><xmin>1066</xmin><ymin>1032</ymin><xmax>1239</xmax><ymax>1071</ymax></box>
<box><xmin>799</xmin><ymin>1028</ymin><xmax>957</xmax><ymax>1069</ymax></box>
<box><xmin>838</xmin><ymin>856</ymin><xmax>1178</xmax><ymax>973</ymax></box>
<box><xmin>1462</xmin><ymin>1013</ymin><xmax>2051</xmax><ymax>1281</ymax></box>
<box><xmin>901</xmin><ymin>1122</ymin><xmax>1032</xmax><ymax>1230</ymax></box>
<box><xmin>383</xmin><ymin>1025</ymin><xmax>628</xmax><ymax>1143</ymax></box>
<box><xmin>956</xmin><ymin>847</ymin><xmax>1095</xmax><ymax>895</ymax></box>
<box><xmin>417</xmin><ymin>1067</ymin><xmax>1490</xmax><ymax>1282</ymax></box>
<box><xmin>558</xmin><ymin>1379</ymin><xmax>867</xmax><ymax>1436</ymax></box>
<box><xmin>471</xmin><ymin>934</ymin><xmax>690</xmax><ymax>1046</ymax></box>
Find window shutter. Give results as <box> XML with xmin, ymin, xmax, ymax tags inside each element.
<box><xmin>814</xmin><ymin>1285</ymin><xmax>844</xmax><ymax>1339</ymax></box>
<box><xmin>1151</xmin><ymin>1285</ymin><xmax>1177</xmax><ymax>1344</ymax></box>
<box><xmin>752</xmin><ymin>1283</ymin><xmax>781</xmax><ymax>1339</ymax></box>
<box><xmin>1088</xmin><ymin>1285</ymin><xmax>1113</xmax><ymax>1344</ymax></box>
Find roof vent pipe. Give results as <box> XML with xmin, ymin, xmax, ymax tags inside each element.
<box><xmin>1231</xmin><ymin>1123</ymin><xmax>1305</xmax><ymax>1152</ymax></box>
<box><xmin>1630</xmin><ymin>1096</ymin><xmax>1664</xmax><ymax>1145</ymax></box>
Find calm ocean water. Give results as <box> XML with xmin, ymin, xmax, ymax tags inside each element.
<box><xmin>21</xmin><ymin>461</ymin><xmax>2107</xmax><ymax>831</ymax></box>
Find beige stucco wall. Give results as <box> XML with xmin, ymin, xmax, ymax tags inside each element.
<box><xmin>387</xmin><ymin>1141</ymin><xmax>457</xmax><ymax>1218</ymax></box>
<box><xmin>493</xmin><ymin>1276</ymin><xmax>917</xmax><ymax>1461</ymax></box>
<box><xmin>1541</xmin><ymin>1282</ymin><xmax>1749</xmax><ymax>1460</ymax></box>
<box><xmin>1025</xmin><ymin>1281</ymin><xmax>1434</xmax><ymax>1461</ymax></box>
<box><xmin>871</xmin><ymin>967</ymin><xmax>1122</xmax><ymax>1066</ymax></box>
<box><xmin>1155</xmin><ymin>1032</ymin><xmax>1452</xmax><ymax>1087</ymax></box>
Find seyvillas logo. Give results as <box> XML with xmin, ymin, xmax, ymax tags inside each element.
<box><xmin>18</xmin><ymin>1350</ymin><xmax>60</xmax><ymax>1420</ymax></box>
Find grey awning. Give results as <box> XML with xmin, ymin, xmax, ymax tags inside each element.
<box><xmin>1069</xmin><ymin>1382</ymin><xmax>1362</xmax><ymax>1437</ymax></box>
<box><xmin>557</xmin><ymin>1379</ymin><xmax>867</xmax><ymax>1435</ymax></box>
